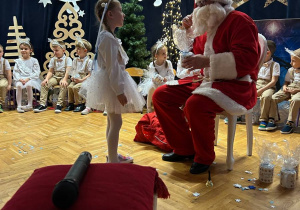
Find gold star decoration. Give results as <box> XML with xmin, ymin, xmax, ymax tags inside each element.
<box><xmin>232</xmin><ymin>0</ymin><xmax>249</xmax><ymax>9</ymax></box>
<box><xmin>264</xmin><ymin>0</ymin><xmax>288</xmax><ymax>8</ymax></box>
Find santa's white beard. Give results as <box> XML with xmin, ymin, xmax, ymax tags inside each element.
<box><xmin>192</xmin><ymin>3</ymin><xmax>227</xmax><ymax>36</ymax></box>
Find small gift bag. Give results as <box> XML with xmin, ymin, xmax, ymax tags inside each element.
<box><xmin>278</xmin><ymin>140</ymin><xmax>300</xmax><ymax>188</ymax></box>
<box><xmin>259</xmin><ymin>163</ymin><xmax>274</xmax><ymax>183</ymax></box>
<box><xmin>255</xmin><ymin>139</ymin><xmax>279</xmax><ymax>183</ymax></box>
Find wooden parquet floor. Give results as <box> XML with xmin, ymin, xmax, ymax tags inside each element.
<box><xmin>1</xmin><ymin>110</ymin><xmax>300</xmax><ymax>209</ymax></box>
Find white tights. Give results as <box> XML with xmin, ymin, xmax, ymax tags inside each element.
<box><xmin>16</xmin><ymin>85</ymin><xmax>33</xmax><ymax>107</ymax></box>
<box><xmin>106</xmin><ymin>113</ymin><xmax>122</xmax><ymax>163</ymax></box>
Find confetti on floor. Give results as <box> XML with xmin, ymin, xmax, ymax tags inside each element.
<box><xmin>193</xmin><ymin>192</ymin><xmax>200</xmax><ymax>197</ymax></box>
<box><xmin>235</xmin><ymin>199</ymin><xmax>241</xmax><ymax>203</ymax></box>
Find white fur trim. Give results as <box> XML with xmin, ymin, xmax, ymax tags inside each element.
<box><xmin>166</xmin><ymin>80</ymin><xmax>179</xmax><ymax>86</ymax></box>
<box><xmin>209</xmin><ymin>52</ymin><xmax>237</xmax><ymax>81</ymax></box>
<box><xmin>192</xmin><ymin>87</ymin><xmax>250</xmax><ymax>115</ymax></box>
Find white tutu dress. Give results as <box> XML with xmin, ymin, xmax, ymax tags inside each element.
<box><xmin>79</xmin><ymin>31</ymin><xmax>145</xmax><ymax>114</ymax></box>
<box><xmin>13</xmin><ymin>57</ymin><xmax>41</xmax><ymax>91</ymax></box>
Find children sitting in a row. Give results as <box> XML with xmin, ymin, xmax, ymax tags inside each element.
<box><xmin>33</xmin><ymin>38</ymin><xmax>92</xmax><ymax>114</ymax></box>
<box><xmin>245</xmin><ymin>40</ymin><xmax>300</xmax><ymax>134</ymax></box>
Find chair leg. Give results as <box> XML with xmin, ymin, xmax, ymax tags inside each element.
<box><xmin>226</xmin><ymin>115</ymin><xmax>237</xmax><ymax>171</ymax></box>
<box><xmin>214</xmin><ymin>115</ymin><xmax>219</xmax><ymax>146</ymax></box>
<box><xmin>245</xmin><ymin>113</ymin><xmax>253</xmax><ymax>156</ymax></box>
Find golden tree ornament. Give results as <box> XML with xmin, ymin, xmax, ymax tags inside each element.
<box><xmin>232</xmin><ymin>0</ymin><xmax>249</xmax><ymax>8</ymax></box>
<box><xmin>4</xmin><ymin>16</ymin><xmax>34</xmax><ymax>68</ymax></box>
<box><xmin>43</xmin><ymin>2</ymin><xmax>94</xmax><ymax>71</ymax></box>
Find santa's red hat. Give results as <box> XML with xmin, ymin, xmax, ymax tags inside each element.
<box><xmin>195</xmin><ymin>0</ymin><xmax>233</xmax><ymax>5</ymax></box>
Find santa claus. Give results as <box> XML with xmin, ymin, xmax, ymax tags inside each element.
<box><xmin>152</xmin><ymin>0</ymin><xmax>260</xmax><ymax>174</ymax></box>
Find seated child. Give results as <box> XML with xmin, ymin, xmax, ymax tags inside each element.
<box><xmin>138</xmin><ymin>39</ymin><xmax>175</xmax><ymax>113</ymax></box>
<box><xmin>34</xmin><ymin>39</ymin><xmax>72</xmax><ymax>113</ymax></box>
<box><xmin>257</xmin><ymin>40</ymin><xmax>280</xmax><ymax>131</ymax></box>
<box><xmin>13</xmin><ymin>38</ymin><xmax>41</xmax><ymax>113</ymax></box>
<box><xmin>268</xmin><ymin>48</ymin><xmax>300</xmax><ymax>134</ymax></box>
<box><xmin>64</xmin><ymin>37</ymin><xmax>92</xmax><ymax>112</ymax></box>
<box><xmin>0</xmin><ymin>44</ymin><xmax>12</xmax><ymax>113</ymax></box>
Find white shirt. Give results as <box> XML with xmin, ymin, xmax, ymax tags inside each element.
<box><xmin>48</xmin><ymin>55</ymin><xmax>72</xmax><ymax>72</ymax></box>
<box><xmin>0</xmin><ymin>57</ymin><xmax>12</xmax><ymax>75</ymax></box>
<box><xmin>285</xmin><ymin>67</ymin><xmax>300</xmax><ymax>83</ymax></box>
<box><xmin>257</xmin><ymin>59</ymin><xmax>280</xmax><ymax>80</ymax></box>
<box><xmin>71</xmin><ymin>56</ymin><xmax>92</xmax><ymax>77</ymax></box>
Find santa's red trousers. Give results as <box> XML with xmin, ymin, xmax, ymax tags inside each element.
<box><xmin>152</xmin><ymin>82</ymin><xmax>224</xmax><ymax>165</ymax></box>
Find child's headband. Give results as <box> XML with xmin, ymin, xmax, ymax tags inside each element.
<box><xmin>95</xmin><ymin>0</ymin><xmax>112</xmax><ymax>52</ymax></box>
<box><xmin>19</xmin><ymin>37</ymin><xmax>32</xmax><ymax>48</ymax></box>
<box><xmin>155</xmin><ymin>37</ymin><xmax>168</xmax><ymax>54</ymax></box>
<box><xmin>48</xmin><ymin>38</ymin><xmax>65</xmax><ymax>49</ymax></box>
<box><xmin>75</xmin><ymin>36</ymin><xmax>86</xmax><ymax>49</ymax></box>
<box><xmin>285</xmin><ymin>47</ymin><xmax>300</xmax><ymax>59</ymax></box>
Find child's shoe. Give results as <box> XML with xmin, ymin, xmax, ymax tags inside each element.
<box><xmin>258</xmin><ymin>121</ymin><xmax>267</xmax><ymax>131</ymax></box>
<box><xmin>34</xmin><ymin>105</ymin><xmax>47</xmax><ymax>113</ymax></box>
<box><xmin>0</xmin><ymin>104</ymin><xmax>3</xmax><ymax>113</ymax></box>
<box><xmin>17</xmin><ymin>107</ymin><xmax>25</xmax><ymax>113</ymax></box>
<box><xmin>280</xmin><ymin>121</ymin><xmax>294</xmax><ymax>134</ymax></box>
<box><xmin>106</xmin><ymin>154</ymin><xmax>134</xmax><ymax>163</ymax></box>
<box><xmin>117</xmin><ymin>154</ymin><xmax>134</xmax><ymax>163</ymax></box>
<box><xmin>55</xmin><ymin>105</ymin><xmax>62</xmax><ymax>113</ymax></box>
<box><xmin>21</xmin><ymin>105</ymin><xmax>33</xmax><ymax>112</ymax></box>
<box><xmin>266</xmin><ymin>118</ymin><xmax>277</xmax><ymax>131</ymax></box>
<box><xmin>64</xmin><ymin>103</ymin><xmax>74</xmax><ymax>111</ymax></box>
<box><xmin>81</xmin><ymin>107</ymin><xmax>91</xmax><ymax>115</ymax></box>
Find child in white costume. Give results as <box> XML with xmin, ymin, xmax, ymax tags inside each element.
<box><xmin>82</xmin><ymin>0</ymin><xmax>145</xmax><ymax>163</ymax></box>
<box><xmin>0</xmin><ymin>44</ymin><xmax>12</xmax><ymax>113</ymax></box>
<box><xmin>138</xmin><ymin>40</ymin><xmax>175</xmax><ymax>113</ymax></box>
<box><xmin>13</xmin><ymin>38</ymin><xmax>41</xmax><ymax>113</ymax></box>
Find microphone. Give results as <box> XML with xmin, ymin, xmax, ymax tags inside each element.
<box><xmin>52</xmin><ymin>151</ymin><xmax>92</xmax><ymax>209</ymax></box>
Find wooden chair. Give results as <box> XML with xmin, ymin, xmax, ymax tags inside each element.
<box><xmin>214</xmin><ymin>33</ymin><xmax>268</xmax><ymax>170</ymax></box>
<box><xmin>126</xmin><ymin>67</ymin><xmax>144</xmax><ymax>83</ymax></box>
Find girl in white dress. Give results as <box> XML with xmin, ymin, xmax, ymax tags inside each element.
<box><xmin>82</xmin><ymin>0</ymin><xmax>145</xmax><ymax>163</ymax></box>
<box><xmin>138</xmin><ymin>40</ymin><xmax>175</xmax><ymax>113</ymax></box>
<box><xmin>13</xmin><ymin>38</ymin><xmax>41</xmax><ymax>113</ymax></box>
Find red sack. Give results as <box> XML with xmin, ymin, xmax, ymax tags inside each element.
<box><xmin>134</xmin><ymin>112</ymin><xmax>172</xmax><ymax>152</ymax></box>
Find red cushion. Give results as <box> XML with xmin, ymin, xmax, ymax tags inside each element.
<box><xmin>3</xmin><ymin>163</ymin><xmax>168</xmax><ymax>210</ymax></box>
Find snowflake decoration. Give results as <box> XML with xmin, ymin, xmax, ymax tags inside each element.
<box><xmin>38</xmin><ymin>0</ymin><xmax>52</xmax><ymax>7</ymax></box>
<box><xmin>78</xmin><ymin>10</ymin><xmax>85</xmax><ymax>17</ymax></box>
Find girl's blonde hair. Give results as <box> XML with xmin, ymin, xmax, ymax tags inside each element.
<box><xmin>76</xmin><ymin>39</ymin><xmax>92</xmax><ymax>52</ymax></box>
<box><xmin>94</xmin><ymin>0</ymin><xmax>120</xmax><ymax>35</ymax></box>
<box><xmin>0</xmin><ymin>44</ymin><xmax>3</xmax><ymax>50</ymax></box>
<box><xmin>150</xmin><ymin>43</ymin><xmax>168</xmax><ymax>70</ymax></box>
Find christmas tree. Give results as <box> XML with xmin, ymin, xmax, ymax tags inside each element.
<box><xmin>161</xmin><ymin>0</ymin><xmax>182</xmax><ymax>64</ymax></box>
<box><xmin>116</xmin><ymin>0</ymin><xmax>150</xmax><ymax>69</ymax></box>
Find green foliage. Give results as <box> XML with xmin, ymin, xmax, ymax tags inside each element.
<box><xmin>117</xmin><ymin>0</ymin><xmax>150</xmax><ymax>69</ymax></box>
